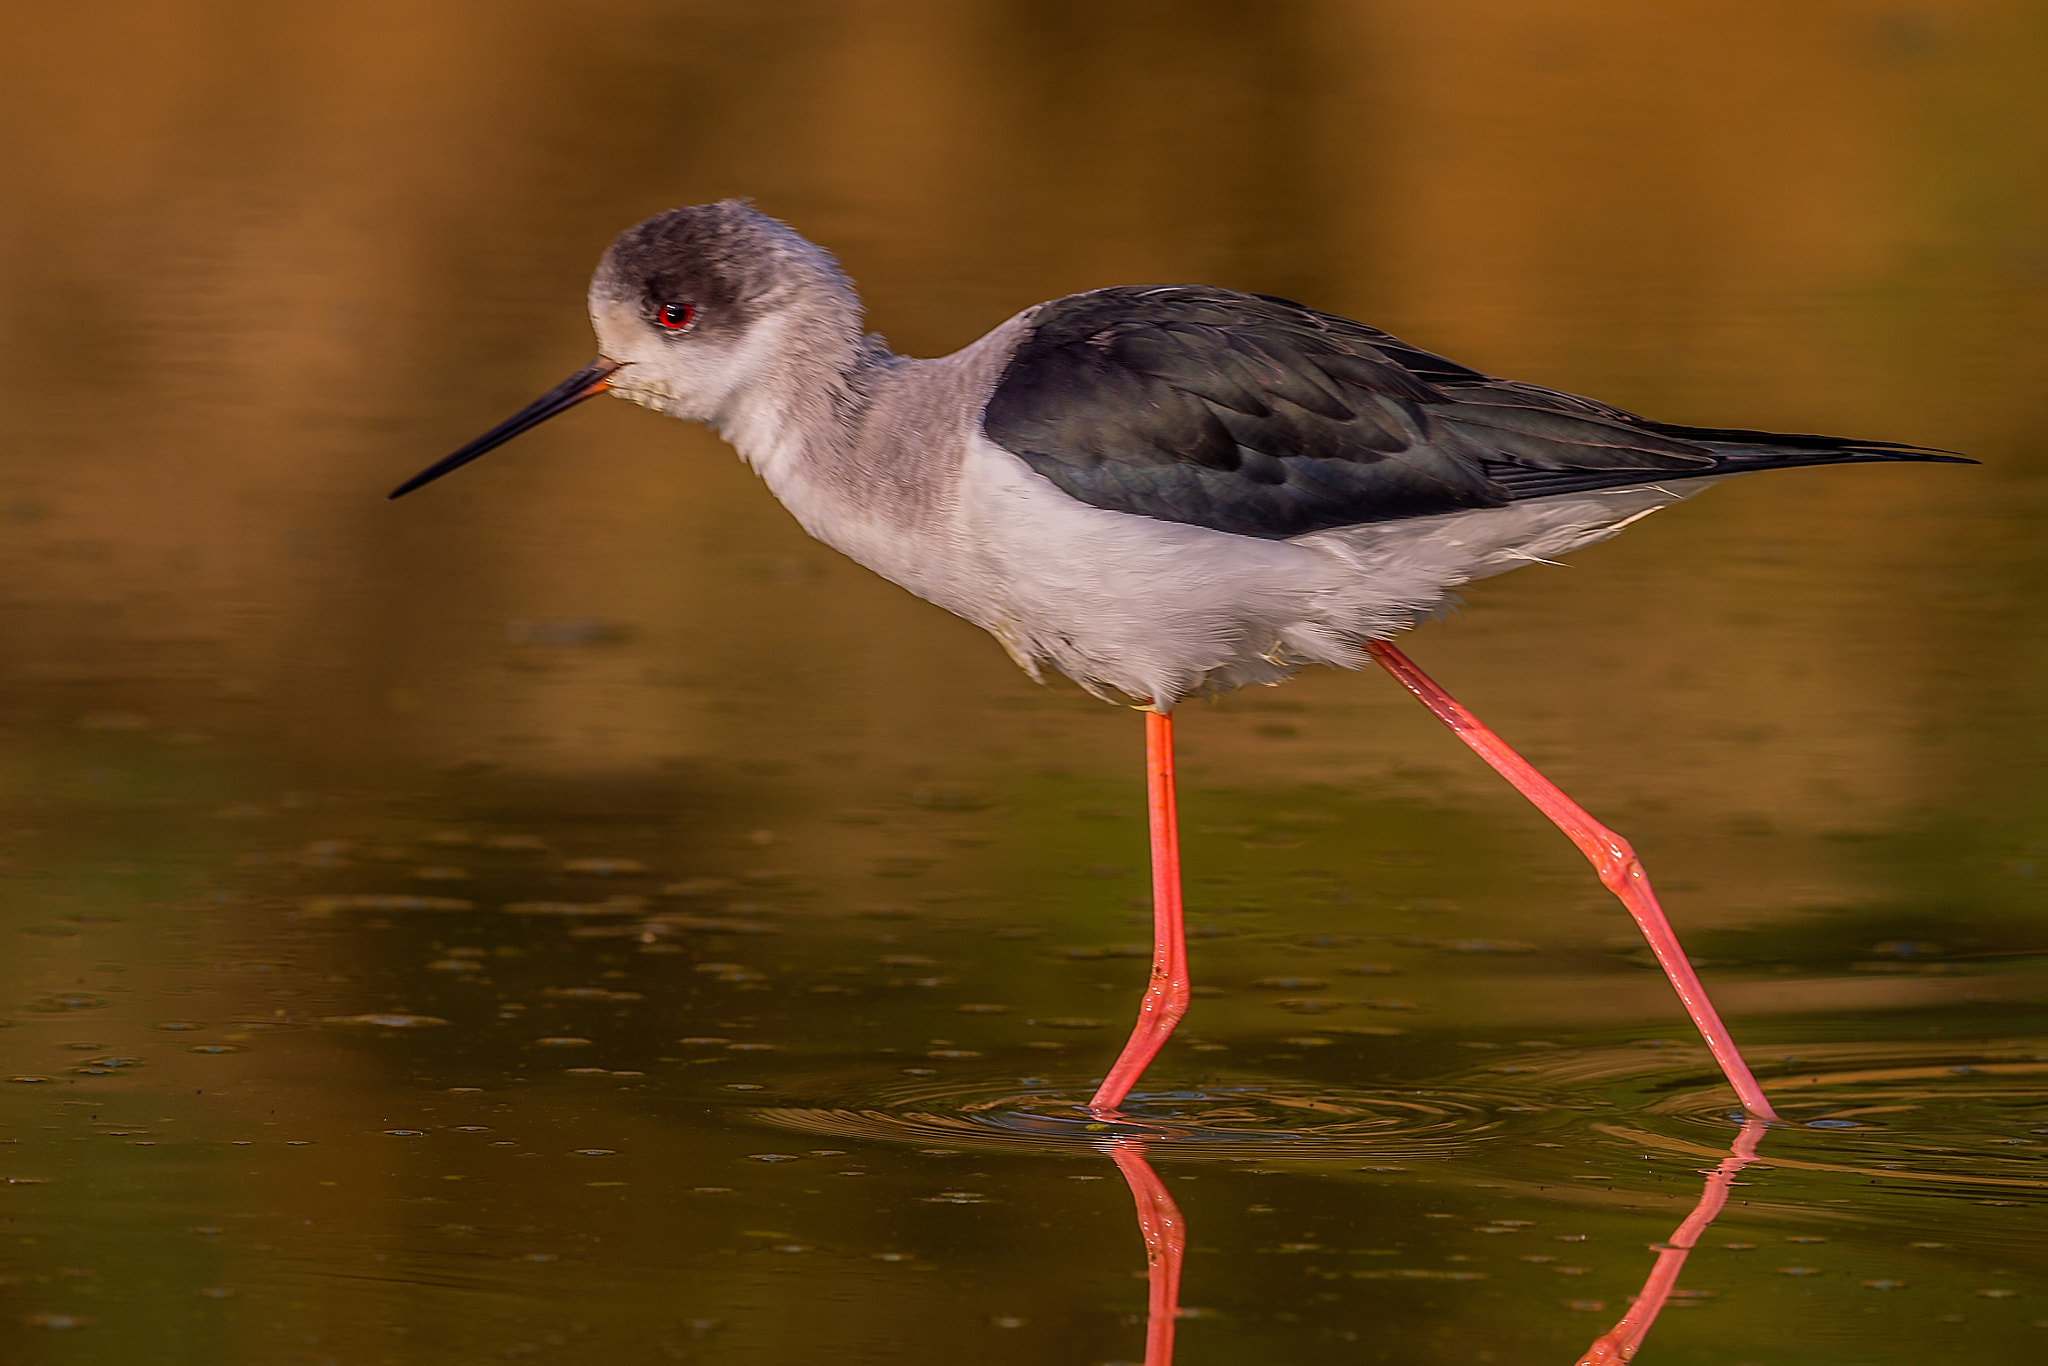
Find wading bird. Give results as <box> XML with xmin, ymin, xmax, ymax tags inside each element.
<box><xmin>392</xmin><ymin>201</ymin><xmax>1966</xmax><ymax>1121</ymax></box>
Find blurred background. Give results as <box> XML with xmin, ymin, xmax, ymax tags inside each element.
<box><xmin>2</xmin><ymin>3</ymin><xmax>2045</xmax><ymax>1364</ymax></box>
<box><xmin>3</xmin><ymin>0</ymin><xmax>2042</xmax><ymax>806</ymax></box>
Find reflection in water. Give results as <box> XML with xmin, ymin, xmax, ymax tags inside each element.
<box><xmin>1574</xmin><ymin>1118</ymin><xmax>1769</xmax><ymax>1365</ymax></box>
<box><xmin>1107</xmin><ymin>1140</ymin><xmax>1185</xmax><ymax>1366</ymax></box>
<box><xmin>1098</xmin><ymin>1115</ymin><xmax>1774</xmax><ymax>1366</ymax></box>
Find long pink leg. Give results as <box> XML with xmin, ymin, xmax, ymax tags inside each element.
<box><xmin>1107</xmin><ymin>1140</ymin><xmax>1186</xmax><ymax>1366</ymax></box>
<box><xmin>1090</xmin><ymin>710</ymin><xmax>1190</xmax><ymax>1115</ymax></box>
<box><xmin>1576</xmin><ymin>1118</ymin><xmax>1769</xmax><ymax>1364</ymax></box>
<box><xmin>1363</xmin><ymin>641</ymin><xmax>1778</xmax><ymax>1121</ymax></box>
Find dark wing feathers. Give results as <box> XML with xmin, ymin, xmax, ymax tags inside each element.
<box><xmin>981</xmin><ymin>285</ymin><xmax>1965</xmax><ymax>539</ymax></box>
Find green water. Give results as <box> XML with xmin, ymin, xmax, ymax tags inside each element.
<box><xmin>4</xmin><ymin>3</ymin><xmax>2046</xmax><ymax>1363</ymax></box>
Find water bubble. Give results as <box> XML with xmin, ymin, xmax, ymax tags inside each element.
<box><xmin>572</xmin><ymin>1149</ymin><xmax>617</xmax><ymax>1156</ymax></box>
<box><xmin>383</xmin><ymin>1130</ymin><xmax>426</xmax><ymax>1137</ymax></box>
<box><xmin>25</xmin><ymin>1313</ymin><xmax>88</xmax><ymax>1329</ymax></box>
<box><xmin>323</xmin><ymin>1014</ymin><xmax>448</xmax><ymax>1028</ymax></box>
<box><xmin>533</xmin><ymin>1037</ymin><xmax>594</xmax><ymax>1048</ymax></box>
<box><xmin>188</xmin><ymin>1044</ymin><xmax>245</xmax><ymax>1054</ymax></box>
<box><xmin>748</xmin><ymin>1154</ymin><xmax>801</xmax><ymax>1163</ymax></box>
<box><xmin>28</xmin><ymin>994</ymin><xmax>108</xmax><ymax>1013</ymax></box>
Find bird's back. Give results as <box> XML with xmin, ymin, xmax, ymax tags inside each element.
<box><xmin>982</xmin><ymin>285</ymin><xmax>1961</xmax><ymax>541</ymax></box>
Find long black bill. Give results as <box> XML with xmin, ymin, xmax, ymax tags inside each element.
<box><xmin>388</xmin><ymin>357</ymin><xmax>628</xmax><ymax>500</ymax></box>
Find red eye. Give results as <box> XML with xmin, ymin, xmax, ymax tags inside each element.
<box><xmin>655</xmin><ymin>303</ymin><xmax>695</xmax><ymax>331</ymax></box>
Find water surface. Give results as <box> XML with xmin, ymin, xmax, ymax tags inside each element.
<box><xmin>4</xmin><ymin>3</ymin><xmax>2046</xmax><ymax>1362</ymax></box>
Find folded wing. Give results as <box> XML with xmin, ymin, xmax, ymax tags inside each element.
<box><xmin>982</xmin><ymin>286</ymin><xmax>1963</xmax><ymax>540</ymax></box>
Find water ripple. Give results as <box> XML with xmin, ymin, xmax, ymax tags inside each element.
<box><xmin>755</xmin><ymin>1073</ymin><xmax>1575</xmax><ymax>1162</ymax></box>
<box><xmin>757</xmin><ymin>1037</ymin><xmax>2048</xmax><ymax>1194</ymax></box>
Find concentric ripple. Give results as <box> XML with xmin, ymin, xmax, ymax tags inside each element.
<box><xmin>759</xmin><ymin>1038</ymin><xmax>2048</xmax><ymax>1192</ymax></box>
<box><xmin>754</xmin><ymin>1073</ymin><xmax>1568</xmax><ymax>1162</ymax></box>
<box><xmin>1445</xmin><ymin>1037</ymin><xmax>2048</xmax><ymax>1200</ymax></box>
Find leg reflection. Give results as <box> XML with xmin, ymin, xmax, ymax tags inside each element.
<box><xmin>1574</xmin><ymin>1118</ymin><xmax>1771</xmax><ymax>1364</ymax></box>
<box><xmin>1107</xmin><ymin>1139</ymin><xmax>1186</xmax><ymax>1366</ymax></box>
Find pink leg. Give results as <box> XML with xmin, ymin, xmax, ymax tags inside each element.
<box><xmin>1363</xmin><ymin>641</ymin><xmax>1778</xmax><ymax>1121</ymax></box>
<box><xmin>1576</xmin><ymin>1118</ymin><xmax>1769</xmax><ymax>1364</ymax></box>
<box><xmin>1108</xmin><ymin>1140</ymin><xmax>1186</xmax><ymax>1366</ymax></box>
<box><xmin>1090</xmin><ymin>710</ymin><xmax>1190</xmax><ymax>1115</ymax></box>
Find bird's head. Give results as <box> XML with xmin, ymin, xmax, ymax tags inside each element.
<box><xmin>389</xmin><ymin>200</ymin><xmax>860</xmax><ymax>500</ymax></box>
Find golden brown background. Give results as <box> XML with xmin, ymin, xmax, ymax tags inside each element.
<box><xmin>6</xmin><ymin>2</ymin><xmax>2040</xmax><ymax>826</ymax></box>
<box><xmin>3</xmin><ymin>4</ymin><xmax>2045</xmax><ymax>1364</ymax></box>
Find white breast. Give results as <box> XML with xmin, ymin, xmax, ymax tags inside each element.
<box><xmin>703</xmin><ymin>315</ymin><xmax>1713</xmax><ymax>707</ymax></box>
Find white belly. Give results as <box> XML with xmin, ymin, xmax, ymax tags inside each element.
<box><xmin>931</xmin><ymin>436</ymin><xmax>1713</xmax><ymax>706</ymax></box>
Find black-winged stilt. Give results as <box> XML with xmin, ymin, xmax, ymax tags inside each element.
<box><xmin>391</xmin><ymin>201</ymin><xmax>1969</xmax><ymax>1122</ymax></box>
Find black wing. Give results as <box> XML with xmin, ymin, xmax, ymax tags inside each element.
<box><xmin>981</xmin><ymin>286</ymin><xmax>1966</xmax><ymax>540</ymax></box>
